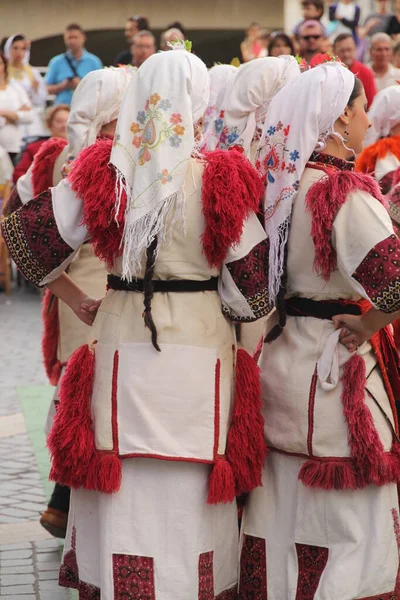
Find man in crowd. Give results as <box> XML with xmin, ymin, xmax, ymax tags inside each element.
<box><xmin>113</xmin><ymin>15</ymin><xmax>150</xmax><ymax>66</ymax></box>
<box><xmin>131</xmin><ymin>31</ymin><xmax>156</xmax><ymax>68</ymax></box>
<box><xmin>45</xmin><ymin>24</ymin><xmax>102</xmax><ymax>105</ymax></box>
<box><xmin>369</xmin><ymin>32</ymin><xmax>400</xmax><ymax>92</ymax></box>
<box><xmin>293</xmin><ymin>0</ymin><xmax>327</xmax><ymax>38</ymax></box>
<box><xmin>333</xmin><ymin>32</ymin><xmax>377</xmax><ymax>107</ymax></box>
<box><xmin>363</xmin><ymin>0</ymin><xmax>393</xmax><ymax>37</ymax></box>
<box><xmin>160</xmin><ymin>27</ymin><xmax>185</xmax><ymax>51</ymax></box>
<box><xmin>298</xmin><ymin>20</ymin><xmax>326</xmax><ymax>65</ymax></box>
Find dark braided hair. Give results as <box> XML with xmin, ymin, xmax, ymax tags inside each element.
<box><xmin>143</xmin><ymin>235</ymin><xmax>161</xmax><ymax>352</ymax></box>
<box><xmin>264</xmin><ymin>246</ymin><xmax>288</xmax><ymax>343</ymax></box>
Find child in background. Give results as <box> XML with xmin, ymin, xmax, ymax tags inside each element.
<box><xmin>329</xmin><ymin>0</ymin><xmax>361</xmax><ymax>43</ymax></box>
<box><xmin>293</xmin><ymin>0</ymin><xmax>327</xmax><ymax>38</ymax></box>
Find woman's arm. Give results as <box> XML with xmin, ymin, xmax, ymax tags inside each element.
<box><xmin>47</xmin><ymin>272</ymin><xmax>102</xmax><ymax>326</ymax></box>
<box><xmin>333</xmin><ymin>308</ymin><xmax>400</xmax><ymax>351</ymax></box>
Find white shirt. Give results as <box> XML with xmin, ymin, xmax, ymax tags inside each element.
<box><xmin>0</xmin><ymin>82</ymin><xmax>33</xmax><ymax>153</ymax></box>
<box><xmin>370</xmin><ymin>63</ymin><xmax>400</xmax><ymax>93</ymax></box>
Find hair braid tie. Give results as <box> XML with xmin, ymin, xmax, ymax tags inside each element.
<box><xmin>142</xmin><ymin>236</ymin><xmax>161</xmax><ymax>352</ymax></box>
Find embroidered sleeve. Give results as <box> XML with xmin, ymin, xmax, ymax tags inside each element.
<box><xmin>2</xmin><ymin>186</ymin><xmax>22</xmax><ymax>217</ymax></box>
<box><xmin>219</xmin><ymin>212</ymin><xmax>272</xmax><ymax>322</ymax></box>
<box><xmin>333</xmin><ymin>190</ymin><xmax>400</xmax><ymax>314</ymax></box>
<box><xmin>1</xmin><ymin>190</ymin><xmax>77</xmax><ymax>287</ymax></box>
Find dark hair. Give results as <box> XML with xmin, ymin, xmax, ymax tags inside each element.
<box><xmin>302</xmin><ymin>0</ymin><xmax>324</xmax><ymax>12</ymax></box>
<box><xmin>11</xmin><ymin>34</ymin><xmax>26</xmax><ymax>45</ymax></box>
<box><xmin>265</xmin><ymin>76</ymin><xmax>363</xmax><ymax>345</ymax></box>
<box><xmin>394</xmin><ymin>41</ymin><xmax>400</xmax><ymax>54</ymax></box>
<box><xmin>348</xmin><ymin>76</ymin><xmax>363</xmax><ymax>107</ymax></box>
<box><xmin>129</xmin><ymin>15</ymin><xmax>150</xmax><ymax>31</ymax></box>
<box><xmin>143</xmin><ymin>236</ymin><xmax>161</xmax><ymax>352</ymax></box>
<box><xmin>333</xmin><ymin>32</ymin><xmax>354</xmax><ymax>48</ymax></box>
<box><xmin>65</xmin><ymin>23</ymin><xmax>84</xmax><ymax>34</ymax></box>
<box><xmin>268</xmin><ymin>33</ymin><xmax>295</xmax><ymax>56</ymax></box>
<box><xmin>0</xmin><ymin>51</ymin><xmax>8</xmax><ymax>81</ymax></box>
<box><xmin>166</xmin><ymin>21</ymin><xmax>187</xmax><ymax>36</ymax></box>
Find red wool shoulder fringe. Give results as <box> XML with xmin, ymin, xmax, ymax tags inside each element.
<box><xmin>305</xmin><ymin>170</ymin><xmax>387</xmax><ymax>281</ymax></box>
<box><xmin>299</xmin><ymin>171</ymin><xmax>400</xmax><ymax>491</ymax></box>
<box><xmin>31</xmin><ymin>137</ymin><xmax>67</xmax><ymax>197</ymax></box>
<box><xmin>68</xmin><ymin>138</ymin><xmax>126</xmax><ymax>269</ymax></box>
<box><xmin>41</xmin><ymin>289</ymin><xmax>61</xmax><ymax>386</ymax></box>
<box><xmin>201</xmin><ymin>149</ymin><xmax>264</xmax><ymax>267</ymax></box>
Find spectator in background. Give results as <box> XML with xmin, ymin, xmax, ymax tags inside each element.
<box><xmin>160</xmin><ymin>27</ymin><xmax>185</xmax><ymax>51</ymax></box>
<box><xmin>369</xmin><ymin>32</ymin><xmax>400</xmax><ymax>91</ymax></box>
<box><xmin>12</xmin><ymin>104</ymin><xmax>69</xmax><ymax>184</ymax></box>
<box><xmin>363</xmin><ymin>0</ymin><xmax>392</xmax><ymax>37</ymax></box>
<box><xmin>165</xmin><ymin>21</ymin><xmax>187</xmax><ymax>37</ymax></box>
<box><xmin>333</xmin><ymin>33</ymin><xmax>376</xmax><ymax>106</ymax></box>
<box><xmin>386</xmin><ymin>0</ymin><xmax>400</xmax><ymax>37</ymax></box>
<box><xmin>0</xmin><ymin>50</ymin><xmax>33</xmax><ymax>162</ymax></box>
<box><xmin>241</xmin><ymin>23</ymin><xmax>263</xmax><ymax>62</ymax></box>
<box><xmin>45</xmin><ymin>24</ymin><xmax>102</xmax><ymax>105</ymax></box>
<box><xmin>328</xmin><ymin>0</ymin><xmax>361</xmax><ymax>43</ymax></box>
<box><xmin>113</xmin><ymin>15</ymin><xmax>150</xmax><ymax>66</ymax></box>
<box><xmin>268</xmin><ymin>33</ymin><xmax>295</xmax><ymax>57</ymax></box>
<box><xmin>293</xmin><ymin>1</ymin><xmax>327</xmax><ymax>38</ymax></box>
<box><xmin>298</xmin><ymin>20</ymin><xmax>327</xmax><ymax>65</ymax></box>
<box><xmin>4</xmin><ymin>34</ymin><xmax>47</xmax><ymax>140</ymax></box>
<box><xmin>131</xmin><ymin>31</ymin><xmax>156</xmax><ymax>68</ymax></box>
<box><xmin>393</xmin><ymin>40</ymin><xmax>400</xmax><ymax>67</ymax></box>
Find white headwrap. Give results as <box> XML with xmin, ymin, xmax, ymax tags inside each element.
<box><xmin>66</xmin><ymin>66</ymin><xmax>135</xmax><ymax>159</ymax></box>
<box><xmin>218</xmin><ymin>56</ymin><xmax>301</xmax><ymax>156</ymax></box>
<box><xmin>259</xmin><ymin>62</ymin><xmax>355</xmax><ymax>302</ymax></box>
<box><xmin>202</xmin><ymin>64</ymin><xmax>238</xmax><ymax>151</ymax></box>
<box><xmin>109</xmin><ymin>46</ymin><xmax>210</xmax><ymax>280</ymax></box>
<box><xmin>4</xmin><ymin>33</ymin><xmax>30</xmax><ymax>65</ymax></box>
<box><xmin>364</xmin><ymin>85</ymin><xmax>400</xmax><ymax>146</ymax></box>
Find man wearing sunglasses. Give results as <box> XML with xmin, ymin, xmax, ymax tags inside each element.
<box><xmin>298</xmin><ymin>20</ymin><xmax>327</xmax><ymax>65</ymax></box>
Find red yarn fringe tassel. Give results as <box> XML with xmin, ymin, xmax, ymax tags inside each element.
<box><xmin>41</xmin><ymin>289</ymin><xmax>61</xmax><ymax>386</ymax></box>
<box><xmin>207</xmin><ymin>455</ymin><xmax>236</xmax><ymax>505</ymax></box>
<box><xmin>226</xmin><ymin>349</ymin><xmax>267</xmax><ymax>495</ymax></box>
<box><xmin>47</xmin><ymin>343</ymin><xmax>121</xmax><ymax>493</ymax></box>
<box><xmin>299</xmin><ymin>459</ymin><xmax>357</xmax><ymax>490</ymax></box>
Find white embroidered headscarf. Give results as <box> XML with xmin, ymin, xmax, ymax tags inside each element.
<box><xmin>4</xmin><ymin>33</ymin><xmax>30</xmax><ymax>64</ymax></box>
<box><xmin>110</xmin><ymin>46</ymin><xmax>210</xmax><ymax>280</ymax></box>
<box><xmin>218</xmin><ymin>56</ymin><xmax>301</xmax><ymax>156</ymax></box>
<box><xmin>259</xmin><ymin>62</ymin><xmax>355</xmax><ymax>302</ymax></box>
<box><xmin>66</xmin><ymin>66</ymin><xmax>135</xmax><ymax>160</ymax></box>
<box><xmin>202</xmin><ymin>64</ymin><xmax>238</xmax><ymax>151</ymax></box>
<box><xmin>363</xmin><ymin>85</ymin><xmax>400</xmax><ymax>146</ymax></box>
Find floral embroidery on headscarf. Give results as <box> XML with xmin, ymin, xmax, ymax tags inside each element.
<box><xmin>129</xmin><ymin>94</ymin><xmax>186</xmax><ymax>166</ymax></box>
<box><xmin>255</xmin><ymin>122</ymin><xmax>299</xmax><ymax>185</ymax></box>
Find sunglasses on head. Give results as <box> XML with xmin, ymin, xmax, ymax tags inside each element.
<box><xmin>302</xmin><ymin>34</ymin><xmax>321</xmax><ymax>40</ymax></box>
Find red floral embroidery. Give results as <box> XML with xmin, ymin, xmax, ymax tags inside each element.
<box><xmin>225</xmin><ymin>239</ymin><xmax>271</xmax><ymax>322</ymax></box>
<box><xmin>295</xmin><ymin>544</ymin><xmax>328</xmax><ymax>600</ymax></box>
<box><xmin>113</xmin><ymin>554</ymin><xmax>156</xmax><ymax>600</ymax></box>
<box><xmin>59</xmin><ymin>525</ymin><xmax>101</xmax><ymax>599</ymax></box>
<box><xmin>239</xmin><ymin>535</ymin><xmax>267</xmax><ymax>599</ymax></box>
<box><xmin>199</xmin><ymin>551</ymin><xmax>214</xmax><ymax>600</ymax></box>
<box><xmin>216</xmin><ymin>586</ymin><xmax>238</xmax><ymax>599</ymax></box>
<box><xmin>1</xmin><ymin>190</ymin><xmax>74</xmax><ymax>287</ymax></box>
<box><xmin>352</xmin><ymin>235</ymin><xmax>400</xmax><ymax>314</ymax></box>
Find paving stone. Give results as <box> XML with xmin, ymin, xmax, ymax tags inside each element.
<box><xmin>0</xmin><ymin>559</ymin><xmax>32</xmax><ymax>568</ymax></box>
<box><xmin>0</xmin><ymin>508</ymin><xmax>37</xmax><ymax>520</ymax></box>
<box><xmin>34</xmin><ymin>540</ymin><xmax>60</xmax><ymax>551</ymax></box>
<box><xmin>36</xmin><ymin>551</ymin><xmax>62</xmax><ymax>564</ymax></box>
<box><xmin>0</xmin><ymin>596</ymin><xmax>36</xmax><ymax>600</ymax></box>
<box><xmin>39</xmin><ymin>579</ymin><xmax>64</xmax><ymax>590</ymax></box>
<box><xmin>0</xmin><ymin>550</ymin><xmax>32</xmax><ymax>561</ymax></box>
<box><xmin>39</xmin><ymin>593</ymin><xmax>69</xmax><ymax>600</ymax></box>
<box><xmin>0</xmin><ymin>584</ymin><xmax>34</xmax><ymax>594</ymax></box>
<box><xmin>0</xmin><ymin>543</ymin><xmax>31</xmax><ymax>551</ymax></box>
<box><xmin>0</xmin><ymin>565</ymin><xmax>34</xmax><ymax>575</ymax></box>
<box><xmin>13</xmin><ymin>502</ymin><xmax>45</xmax><ymax>513</ymax></box>
<box><xmin>38</xmin><ymin>570</ymin><xmax>60</xmax><ymax>580</ymax></box>
<box><xmin>36</xmin><ymin>561</ymin><xmax>61</xmax><ymax>571</ymax></box>
<box><xmin>0</xmin><ymin>573</ymin><xmax>35</xmax><ymax>586</ymax></box>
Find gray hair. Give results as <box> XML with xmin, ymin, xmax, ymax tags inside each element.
<box><xmin>370</xmin><ymin>32</ymin><xmax>393</xmax><ymax>48</ymax></box>
<box><xmin>132</xmin><ymin>30</ymin><xmax>156</xmax><ymax>45</ymax></box>
<box><xmin>160</xmin><ymin>28</ymin><xmax>184</xmax><ymax>50</ymax></box>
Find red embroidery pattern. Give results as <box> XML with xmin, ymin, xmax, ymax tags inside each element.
<box><xmin>379</xmin><ymin>170</ymin><xmax>396</xmax><ymax>195</ymax></box>
<box><xmin>59</xmin><ymin>525</ymin><xmax>101</xmax><ymax>599</ymax></box>
<box><xmin>295</xmin><ymin>544</ymin><xmax>329</xmax><ymax>600</ymax></box>
<box><xmin>225</xmin><ymin>239</ymin><xmax>271</xmax><ymax>322</ymax></box>
<box><xmin>357</xmin><ymin>508</ymin><xmax>400</xmax><ymax>599</ymax></box>
<box><xmin>199</xmin><ymin>551</ymin><xmax>215</xmax><ymax>600</ymax></box>
<box><xmin>113</xmin><ymin>554</ymin><xmax>156</xmax><ymax>600</ymax></box>
<box><xmin>1</xmin><ymin>190</ymin><xmax>74</xmax><ymax>287</ymax></box>
<box><xmin>352</xmin><ymin>235</ymin><xmax>400</xmax><ymax>313</ymax></box>
<box><xmin>216</xmin><ymin>586</ymin><xmax>238</xmax><ymax>599</ymax></box>
<box><xmin>239</xmin><ymin>535</ymin><xmax>267</xmax><ymax>599</ymax></box>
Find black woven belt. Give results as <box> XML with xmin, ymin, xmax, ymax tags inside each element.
<box><xmin>285</xmin><ymin>297</ymin><xmax>361</xmax><ymax>320</ymax></box>
<box><xmin>107</xmin><ymin>274</ymin><xmax>219</xmax><ymax>293</ymax></box>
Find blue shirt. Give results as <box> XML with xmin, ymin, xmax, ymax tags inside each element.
<box><xmin>45</xmin><ymin>49</ymin><xmax>103</xmax><ymax>105</ymax></box>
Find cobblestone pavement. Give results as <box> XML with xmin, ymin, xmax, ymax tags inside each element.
<box><xmin>0</xmin><ymin>284</ymin><xmax>70</xmax><ymax>599</ymax></box>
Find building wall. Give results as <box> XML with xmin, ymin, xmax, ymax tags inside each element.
<box><xmin>2</xmin><ymin>0</ymin><xmax>284</xmax><ymax>40</ymax></box>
